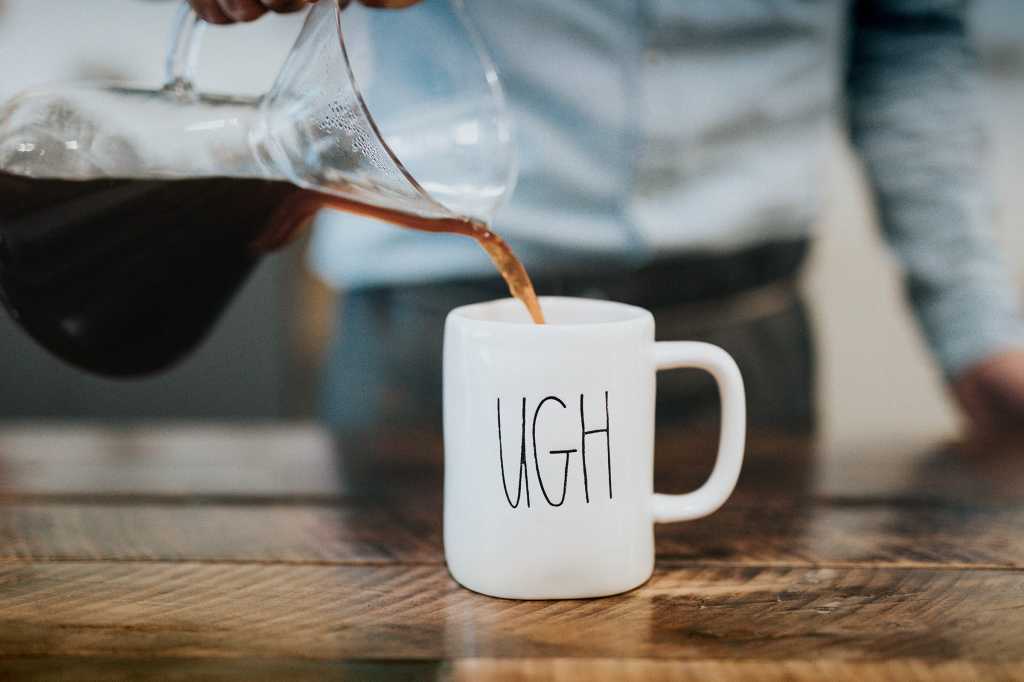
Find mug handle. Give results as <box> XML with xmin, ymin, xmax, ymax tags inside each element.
<box><xmin>651</xmin><ymin>342</ymin><xmax>746</xmax><ymax>522</ymax></box>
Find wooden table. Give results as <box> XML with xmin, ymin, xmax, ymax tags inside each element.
<box><xmin>0</xmin><ymin>422</ymin><xmax>1022</xmax><ymax>680</ymax></box>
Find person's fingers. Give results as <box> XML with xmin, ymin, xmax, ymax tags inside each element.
<box><xmin>954</xmin><ymin>375</ymin><xmax>996</xmax><ymax>437</ymax></box>
<box><xmin>259</xmin><ymin>0</ymin><xmax>311</xmax><ymax>12</ymax></box>
<box><xmin>189</xmin><ymin>0</ymin><xmax>233</xmax><ymax>24</ymax></box>
<box><xmin>954</xmin><ymin>350</ymin><xmax>1024</xmax><ymax>439</ymax></box>
<box><xmin>216</xmin><ymin>0</ymin><xmax>268</xmax><ymax>22</ymax></box>
<box><xmin>194</xmin><ymin>0</ymin><xmax>418</xmax><ymax>25</ymax></box>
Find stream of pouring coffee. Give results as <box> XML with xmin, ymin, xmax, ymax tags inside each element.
<box><xmin>263</xmin><ymin>189</ymin><xmax>546</xmax><ymax>325</ymax></box>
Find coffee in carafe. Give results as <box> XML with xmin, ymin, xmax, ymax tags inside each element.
<box><xmin>0</xmin><ymin>171</ymin><xmax>542</xmax><ymax>376</ymax></box>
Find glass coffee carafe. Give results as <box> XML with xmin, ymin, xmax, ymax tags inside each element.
<box><xmin>0</xmin><ymin>0</ymin><xmax>517</xmax><ymax>376</ymax></box>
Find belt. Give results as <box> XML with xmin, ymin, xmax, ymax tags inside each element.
<box><xmin>533</xmin><ymin>239</ymin><xmax>809</xmax><ymax>309</ymax></box>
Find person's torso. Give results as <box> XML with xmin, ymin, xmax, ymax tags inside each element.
<box><xmin>310</xmin><ymin>0</ymin><xmax>848</xmax><ymax>288</ymax></box>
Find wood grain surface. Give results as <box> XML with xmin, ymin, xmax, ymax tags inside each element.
<box><xmin>0</xmin><ymin>563</ymin><xmax>1021</xmax><ymax>661</ymax></box>
<box><xmin>0</xmin><ymin>423</ymin><xmax>1022</xmax><ymax>680</ymax></box>
<box><xmin>0</xmin><ymin>501</ymin><xmax>1022</xmax><ymax>568</ymax></box>
<box><xmin>3</xmin><ymin>658</ymin><xmax>1021</xmax><ymax>682</ymax></box>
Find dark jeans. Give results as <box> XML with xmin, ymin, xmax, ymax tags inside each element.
<box><xmin>321</xmin><ymin>241</ymin><xmax>815</xmax><ymax>432</ymax></box>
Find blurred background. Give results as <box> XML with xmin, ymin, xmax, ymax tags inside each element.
<box><xmin>0</xmin><ymin>0</ymin><xmax>1021</xmax><ymax>454</ymax></box>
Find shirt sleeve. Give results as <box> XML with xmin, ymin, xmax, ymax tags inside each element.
<box><xmin>846</xmin><ymin>0</ymin><xmax>1024</xmax><ymax>378</ymax></box>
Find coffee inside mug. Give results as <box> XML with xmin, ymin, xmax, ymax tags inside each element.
<box><xmin>453</xmin><ymin>296</ymin><xmax>650</xmax><ymax>326</ymax></box>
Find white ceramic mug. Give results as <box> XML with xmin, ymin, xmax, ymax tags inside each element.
<box><xmin>443</xmin><ymin>297</ymin><xmax>746</xmax><ymax>599</ymax></box>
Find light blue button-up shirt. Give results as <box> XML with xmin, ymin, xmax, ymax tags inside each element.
<box><xmin>310</xmin><ymin>0</ymin><xmax>1024</xmax><ymax>377</ymax></box>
